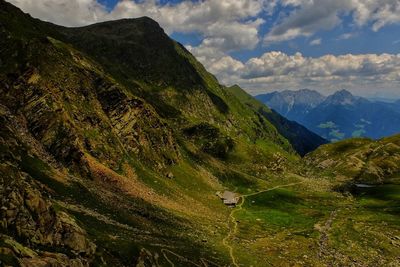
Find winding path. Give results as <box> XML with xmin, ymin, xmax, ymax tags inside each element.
<box><xmin>222</xmin><ymin>182</ymin><xmax>303</xmax><ymax>267</ymax></box>
<box><xmin>318</xmin><ymin>209</ymin><xmax>338</xmax><ymax>259</ymax></box>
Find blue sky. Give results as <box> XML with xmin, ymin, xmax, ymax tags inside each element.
<box><xmin>98</xmin><ymin>0</ymin><xmax>400</xmax><ymax>60</ymax></box>
<box><xmin>9</xmin><ymin>0</ymin><xmax>400</xmax><ymax>98</ymax></box>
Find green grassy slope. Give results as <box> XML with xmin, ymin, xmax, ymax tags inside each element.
<box><xmin>305</xmin><ymin>135</ymin><xmax>400</xmax><ymax>184</ymax></box>
<box><xmin>226</xmin><ymin>85</ymin><xmax>328</xmax><ymax>156</ymax></box>
<box><xmin>58</xmin><ymin>18</ymin><xmax>300</xmax><ymax>152</ymax></box>
<box><xmin>225</xmin><ymin>175</ymin><xmax>400</xmax><ymax>266</ymax></box>
<box><xmin>1</xmin><ymin>1</ymin><xmax>399</xmax><ymax>266</ymax></box>
<box><xmin>0</xmin><ymin>1</ymin><xmax>302</xmax><ymax>265</ymax></box>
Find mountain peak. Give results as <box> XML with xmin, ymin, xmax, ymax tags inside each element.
<box><xmin>333</xmin><ymin>89</ymin><xmax>353</xmax><ymax>97</ymax></box>
<box><xmin>72</xmin><ymin>16</ymin><xmax>164</xmax><ymax>36</ymax></box>
<box><xmin>273</xmin><ymin>89</ymin><xmax>326</xmax><ymax>107</ymax></box>
<box><xmin>325</xmin><ymin>89</ymin><xmax>359</xmax><ymax>105</ymax></box>
<box><xmin>255</xmin><ymin>89</ymin><xmax>326</xmax><ymax>122</ymax></box>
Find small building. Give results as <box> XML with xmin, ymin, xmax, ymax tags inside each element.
<box><xmin>216</xmin><ymin>191</ymin><xmax>239</xmax><ymax>207</ymax></box>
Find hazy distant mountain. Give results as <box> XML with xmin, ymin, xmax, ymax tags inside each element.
<box><xmin>382</xmin><ymin>100</ymin><xmax>400</xmax><ymax>114</ymax></box>
<box><xmin>257</xmin><ymin>89</ymin><xmax>400</xmax><ymax>141</ymax></box>
<box><xmin>321</xmin><ymin>89</ymin><xmax>366</xmax><ymax>106</ymax></box>
<box><xmin>367</xmin><ymin>96</ymin><xmax>399</xmax><ymax>103</ymax></box>
<box><xmin>256</xmin><ymin>89</ymin><xmax>325</xmax><ymax>122</ymax></box>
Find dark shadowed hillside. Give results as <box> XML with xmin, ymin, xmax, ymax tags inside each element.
<box><xmin>0</xmin><ymin>1</ymin><xmax>306</xmax><ymax>265</ymax></box>
<box><xmin>1</xmin><ymin>1</ymin><xmax>399</xmax><ymax>266</ymax></box>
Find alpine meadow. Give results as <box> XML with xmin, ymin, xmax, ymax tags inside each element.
<box><xmin>0</xmin><ymin>1</ymin><xmax>399</xmax><ymax>266</ymax></box>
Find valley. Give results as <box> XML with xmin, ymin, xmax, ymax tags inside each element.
<box><xmin>218</xmin><ymin>173</ymin><xmax>400</xmax><ymax>266</ymax></box>
<box><xmin>0</xmin><ymin>1</ymin><xmax>399</xmax><ymax>266</ymax></box>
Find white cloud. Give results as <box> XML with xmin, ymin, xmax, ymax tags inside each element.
<box><xmin>310</xmin><ymin>38</ymin><xmax>321</xmax><ymax>46</ymax></box>
<box><xmin>8</xmin><ymin>0</ymin><xmax>400</xmax><ymax>98</ymax></box>
<box><xmin>264</xmin><ymin>0</ymin><xmax>400</xmax><ymax>44</ymax></box>
<box><xmin>10</xmin><ymin>0</ymin><xmax>400</xmax><ymax>53</ymax></box>
<box><xmin>352</xmin><ymin>0</ymin><xmax>400</xmax><ymax>31</ymax></box>
<box><xmin>9</xmin><ymin>0</ymin><xmax>267</xmax><ymax>53</ymax></box>
<box><xmin>264</xmin><ymin>0</ymin><xmax>350</xmax><ymax>44</ymax></box>
<box><xmin>337</xmin><ymin>33</ymin><xmax>356</xmax><ymax>40</ymax></box>
<box><xmin>8</xmin><ymin>0</ymin><xmax>108</xmax><ymax>26</ymax></box>
<box><xmin>202</xmin><ymin>51</ymin><xmax>400</xmax><ymax>97</ymax></box>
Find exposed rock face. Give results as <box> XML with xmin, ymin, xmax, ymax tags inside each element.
<box><xmin>95</xmin><ymin>79</ymin><xmax>179</xmax><ymax>166</ymax></box>
<box><xmin>0</xmin><ymin>167</ymin><xmax>95</xmax><ymax>265</ymax></box>
<box><xmin>1</xmin><ymin>233</ymin><xmax>90</xmax><ymax>267</ymax></box>
<box><xmin>0</xmin><ymin>1</ymin><xmax>328</xmax><ymax>266</ymax></box>
<box><xmin>0</xmin><ymin>108</ymin><xmax>95</xmax><ymax>265</ymax></box>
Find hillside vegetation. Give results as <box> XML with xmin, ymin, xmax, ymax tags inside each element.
<box><xmin>0</xmin><ymin>1</ymin><xmax>399</xmax><ymax>266</ymax></box>
<box><xmin>306</xmin><ymin>135</ymin><xmax>400</xmax><ymax>185</ymax></box>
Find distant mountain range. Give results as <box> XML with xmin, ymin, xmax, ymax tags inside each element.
<box><xmin>256</xmin><ymin>89</ymin><xmax>400</xmax><ymax>141</ymax></box>
<box><xmin>2</xmin><ymin>1</ymin><xmax>400</xmax><ymax>266</ymax></box>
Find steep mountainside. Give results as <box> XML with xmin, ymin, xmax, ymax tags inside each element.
<box><xmin>227</xmin><ymin>85</ymin><xmax>328</xmax><ymax>156</ymax></box>
<box><xmin>1</xmin><ymin>1</ymin><xmax>400</xmax><ymax>266</ymax></box>
<box><xmin>0</xmin><ymin>1</ymin><xmax>305</xmax><ymax>265</ymax></box>
<box><xmin>257</xmin><ymin>89</ymin><xmax>400</xmax><ymax>141</ymax></box>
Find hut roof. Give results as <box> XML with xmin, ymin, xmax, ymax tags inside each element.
<box><xmin>221</xmin><ymin>191</ymin><xmax>238</xmax><ymax>205</ymax></box>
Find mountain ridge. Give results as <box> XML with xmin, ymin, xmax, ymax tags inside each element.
<box><xmin>1</xmin><ymin>1</ymin><xmax>399</xmax><ymax>266</ymax></box>
<box><xmin>255</xmin><ymin>89</ymin><xmax>325</xmax><ymax>121</ymax></box>
<box><xmin>227</xmin><ymin>85</ymin><xmax>327</xmax><ymax>156</ymax></box>
<box><xmin>257</xmin><ymin>89</ymin><xmax>400</xmax><ymax>141</ymax></box>
<box><xmin>0</xmin><ymin>1</ymin><xmax>311</xmax><ymax>265</ymax></box>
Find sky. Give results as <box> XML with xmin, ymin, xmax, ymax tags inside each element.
<box><xmin>8</xmin><ymin>0</ymin><xmax>400</xmax><ymax>98</ymax></box>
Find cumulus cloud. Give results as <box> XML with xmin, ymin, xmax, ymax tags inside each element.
<box><xmin>264</xmin><ymin>0</ymin><xmax>400</xmax><ymax>44</ymax></box>
<box><xmin>8</xmin><ymin>0</ymin><xmax>400</xmax><ymax>97</ymax></box>
<box><xmin>265</xmin><ymin>0</ymin><xmax>345</xmax><ymax>44</ymax></box>
<box><xmin>9</xmin><ymin>0</ymin><xmax>267</xmax><ymax>52</ymax></box>
<box><xmin>202</xmin><ymin>51</ymin><xmax>400</xmax><ymax>97</ymax></box>
<box><xmin>351</xmin><ymin>0</ymin><xmax>400</xmax><ymax>31</ymax></box>
<box><xmin>8</xmin><ymin>0</ymin><xmax>108</xmax><ymax>26</ymax></box>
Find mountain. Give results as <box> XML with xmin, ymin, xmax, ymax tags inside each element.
<box><xmin>257</xmin><ymin>89</ymin><xmax>400</xmax><ymax>141</ymax></box>
<box><xmin>395</xmin><ymin>100</ymin><xmax>400</xmax><ymax>112</ymax></box>
<box><xmin>1</xmin><ymin>1</ymin><xmax>400</xmax><ymax>266</ymax></box>
<box><xmin>321</xmin><ymin>89</ymin><xmax>364</xmax><ymax>106</ymax></box>
<box><xmin>227</xmin><ymin>85</ymin><xmax>328</xmax><ymax>156</ymax></box>
<box><xmin>0</xmin><ymin>1</ymin><xmax>309</xmax><ymax>265</ymax></box>
<box><xmin>367</xmin><ymin>96</ymin><xmax>399</xmax><ymax>103</ymax></box>
<box><xmin>255</xmin><ymin>89</ymin><xmax>325</xmax><ymax>122</ymax></box>
<box><xmin>382</xmin><ymin>99</ymin><xmax>400</xmax><ymax>114</ymax></box>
